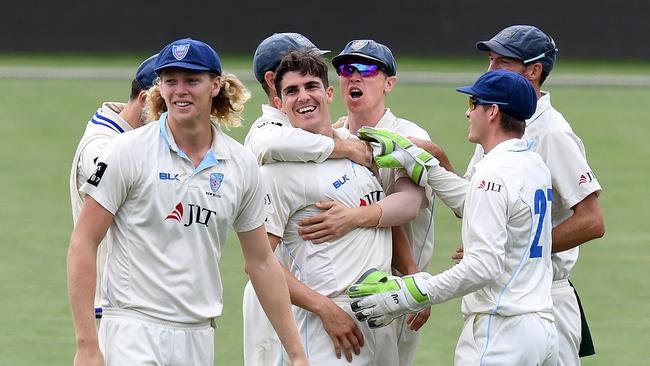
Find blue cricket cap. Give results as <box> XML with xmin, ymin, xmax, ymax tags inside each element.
<box><xmin>253</xmin><ymin>32</ymin><xmax>329</xmax><ymax>83</ymax></box>
<box><xmin>456</xmin><ymin>69</ymin><xmax>537</xmax><ymax>121</ymax></box>
<box><xmin>155</xmin><ymin>38</ymin><xmax>221</xmax><ymax>75</ymax></box>
<box><xmin>134</xmin><ymin>53</ymin><xmax>158</xmax><ymax>90</ymax></box>
<box><xmin>476</xmin><ymin>25</ymin><xmax>558</xmax><ymax>74</ymax></box>
<box><xmin>332</xmin><ymin>40</ymin><xmax>397</xmax><ymax>76</ymax></box>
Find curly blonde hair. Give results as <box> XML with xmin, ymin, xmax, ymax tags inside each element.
<box><xmin>145</xmin><ymin>73</ymin><xmax>250</xmax><ymax>128</ymax></box>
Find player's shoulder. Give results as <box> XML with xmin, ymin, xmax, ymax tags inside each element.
<box><xmin>390</xmin><ymin>115</ymin><xmax>431</xmax><ymax>140</ymax></box>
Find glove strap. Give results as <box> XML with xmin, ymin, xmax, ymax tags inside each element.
<box><xmin>403</xmin><ymin>276</ymin><xmax>429</xmax><ymax>304</ymax></box>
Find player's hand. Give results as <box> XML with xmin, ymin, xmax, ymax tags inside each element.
<box><xmin>332</xmin><ymin>115</ymin><xmax>347</xmax><ymax>129</ymax></box>
<box><xmin>452</xmin><ymin>246</ymin><xmax>464</xmax><ymax>264</ymax></box>
<box><xmin>408</xmin><ymin>136</ymin><xmax>455</xmax><ymax>173</ymax></box>
<box><xmin>74</xmin><ymin>346</ymin><xmax>104</xmax><ymax>366</ymax></box>
<box><xmin>316</xmin><ymin>297</ymin><xmax>364</xmax><ymax>362</ymax></box>
<box><xmin>298</xmin><ymin>201</ymin><xmax>358</xmax><ymax>243</ymax></box>
<box><xmin>406</xmin><ymin>305</ymin><xmax>431</xmax><ymax>331</ymax></box>
<box><xmin>347</xmin><ymin>269</ymin><xmax>431</xmax><ymax>328</ymax></box>
<box><xmin>346</xmin><ymin>139</ymin><xmax>374</xmax><ymax>169</ymax></box>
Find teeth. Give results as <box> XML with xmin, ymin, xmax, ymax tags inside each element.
<box><xmin>297</xmin><ymin>106</ymin><xmax>316</xmax><ymax>113</ymax></box>
<box><xmin>175</xmin><ymin>102</ymin><xmax>190</xmax><ymax>107</ymax></box>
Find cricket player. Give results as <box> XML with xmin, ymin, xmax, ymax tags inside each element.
<box><xmin>464</xmin><ymin>25</ymin><xmax>604</xmax><ymax>365</ymax></box>
<box><xmin>261</xmin><ymin>49</ymin><xmax>402</xmax><ymax>365</ymax></box>
<box><xmin>68</xmin><ymin>53</ymin><xmax>157</xmax><ymax>325</ymax></box>
<box><xmin>297</xmin><ymin>39</ymin><xmax>469</xmax><ymax>365</ymax></box>
<box><xmin>67</xmin><ymin>38</ymin><xmax>307</xmax><ymax>366</ymax></box>
<box><xmin>243</xmin><ymin>33</ymin><xmax>425</xmax><ymax>365</ymax></box>
<box><xmin>349</xmin><ymin>69</ymin><xmax>558</xmax><ymax>365</ymax></box>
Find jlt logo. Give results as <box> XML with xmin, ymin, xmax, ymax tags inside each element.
<box><xmin>579</xmin><ymin>171</ymin><xmax>595</xmax><ymax>185</ymax></box>
<box><xmin>360</xmin><ymin>190</ymin><xmax>382</xmax><ymax>206</ymax></box>
<box><xmin>477</xmin><ymin>180</ymin><xmax>503</xmax><ymax>192</ymax></box>
<box><xmin>165</xmin><ymin>203</ymin><xmax>216</xmax><ymax>228</ymax></box>
<box><xmin>332</xmin><ymin>174</ymin><xmax>350</xmax><ymax>189</ymax></box>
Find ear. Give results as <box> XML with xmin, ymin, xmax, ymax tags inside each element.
<box><xmin>211</xmin><ymin>76</ymin><xmax>221</xmax><ymax>98</ymax></box>
<box><xmin>137</xmin><ymin>90</ymin><xmax>148</xmax><ymax>105</ymax></box>
<box><xmin>264</xmin><ymin>71</ymin><xmax>276</xmax><ymax>93</ymax></box>
<box><xmin>273</xmin><ymin>96</ymin><xmax>284</xmax><ymax>111</ymax></box>
<box><xmin>524</xmin><ymin>63</ymin><xmax>543</xmax><ymax>83</ymax></box>
<box><xmin>326</xmin><ymin>86</ymin><xmax>334</xmax><ymax>104</ymax></box>
<box><xmin>384</xmin><ymin>75</ymin><xmax>398</xmax><ymax>94</ymax></box>
<box><xmin>487</xmin><ymin>104</ymin><xmax>500</xmax><ymax>123</ymax></box>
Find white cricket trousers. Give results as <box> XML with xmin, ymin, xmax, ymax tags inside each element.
<box><xmin>99</xmin><ymin>308</ymin><xmax>214</xmax><ymax>366</ymax></box>
<box><xmin>455</xmin><ymin>312</ymin><xmax>558</xmax><ymax>366</ymax></box>
<box><xmin>552</xmin><ymin>279</ymin><xmax>582</xmax><ymax>366</ymax></box>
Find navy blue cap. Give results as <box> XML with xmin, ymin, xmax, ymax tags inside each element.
<box><xmin>476</xmin><ymin>25</ymin><xmax>558</xmax><ymax>74</ymax></box>
<box><xmin>332</xmin><ymin>40</ymin><xmax>397</xmax><ymax>76</ymax></box>
<box><xmin>154</xmin><ymin>38</ymin><xmax>221</xmax><ymax>75</ymax></box>
<box><xmin>253</xmin><ymin>33</ymin><xmax>329</xmax><ymax>83</ymax></box>
<box><xmin>456</xmin><ymin>69</ymin><xmax>536</xmax><ymax>121</ymax></box>
<box><xmin>134</xmin><ymin>53</ymin><xmax>158</xmax><ymax>90</ymax></box>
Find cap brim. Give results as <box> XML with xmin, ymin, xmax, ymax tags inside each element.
<box><xmin>332</xmin><ymin>53</ymin><xmax>388</xmax><ymax>69</ymax></box>
<box><xmin>455</xmin><ymin>86</ymin><xmax>476</xmax><ymax>96</ymax></box>
<box><xmin>476</xmin><ymin>40</ymin><xmax>522</xmax><ymax>60</ymax></box>
<box><xmin>155</xmin><ymin>61</ymin><xmax>214</xmax><ymax>75</ymax></box>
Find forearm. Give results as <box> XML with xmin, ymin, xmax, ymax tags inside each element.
<box><xmin>67</xmin><ymin>236</ymin><xmax>100</xmax><ymax>350</ymax></box>
<box><xmin>330</xmin><ymin>137</ymin><xmax>372</xmax><ymax>168</ymax></box>
<box><xmin>377</xmin><ymin>178</ymin><xmax>424</xmax><ymax>227</ymax></box>
<box><xmin>248</xmin><ymin>255</ymin><xmax>306</xmax><ymax>361</ymax></box>
<box><xmin>391</xmin><ymin>226</ymin><xmax>418</xmax><ymax>275</ymax></box>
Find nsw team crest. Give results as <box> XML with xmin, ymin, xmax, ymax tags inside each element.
<box><xmin>173</xmin><ymin>44</ymin><xmax>190</xmax><ymax>60</ymax></box>
<box><xmin>210</xmin><ymin>173</ymin><xmax>224</xmax><ymax>193</ymax></box>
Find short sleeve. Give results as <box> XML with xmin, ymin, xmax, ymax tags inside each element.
<box><xmin>232</xmin><ymin>151</ymin><xmax>270</xmax><ymax>233</ymax></box>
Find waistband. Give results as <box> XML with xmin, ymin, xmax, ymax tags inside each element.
<box><xmin>551</xmin><ymin>278</ymin><xmax>571</xmax><ymax>291</ymax></box>
<box><xmin>102</xmin><ymin>308</ymin><xmax>215</xmax><ymax>329</ymax></box>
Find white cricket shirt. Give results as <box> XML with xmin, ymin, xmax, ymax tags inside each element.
<box><xmin>261</xmin><ymin>131</ymin><xmax>392</xmax><ymax>298</ymax></box>
<box><xmin>81</xmin><ymin>113</ymin><xmax>267</xmax><ymax>323</ymax></box>
<box><xmin>69</xmin><ymin>102</ymin><xmax>133</xmax><ymax>309</ymax></box>
<box><xmin>464</xmin><ymin>93</ymin><xmax>602</xmax><ymax>280</ymax></box>
<box><xmin>244</xmin><ymin>104</ymin><xmax>335</xmax><ymax>165</ymax></box>
<box><xmin>423</xmin><ymin>139</ymin><xmax>554</xmax><ymax>318</ymax></box>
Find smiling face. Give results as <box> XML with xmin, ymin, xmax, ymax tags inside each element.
<box><xmin>159</xmin><ymin>68</ymin><xmax>220</xmax><ymax>126</ymax></box>
<box><xmin>336</xmin><ymin>58</ymin><xmax>396</xmax><ymax>116</ymax></box>
<box><xmin>275</xmin><ymin>71</ymin><xmax>334</xmax><ymax>135</ymax></box>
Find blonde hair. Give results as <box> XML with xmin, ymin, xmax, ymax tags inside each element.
<box><xmin>145</xmin><ymin>73</ymin><xmax>250</xmax><ymax>127</ymax></box>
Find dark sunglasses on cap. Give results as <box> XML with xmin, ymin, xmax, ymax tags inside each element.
<box><xmin>469</xmin><ymin>96</ymin><xmax>509</xmax><ymax>111</ymax></box>
<box><xmin>336</xmin><ymin>63</ymin><xmax>383</xmax><ymax>77</ymax></box>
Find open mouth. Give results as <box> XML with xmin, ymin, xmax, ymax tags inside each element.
<box><xmin>174</xmin><ymin>101</ymin><xmax>192</xmax><ymax>107</ymax></box>
<box><xmin>297</xmin><ymin>105</ymin><xmax>316</xmax><ymax>114</ymax></box>
<box><xmin>349</xmin><ymin>87</ymin><xmax>363</xmax><ymax>100</ymax></box>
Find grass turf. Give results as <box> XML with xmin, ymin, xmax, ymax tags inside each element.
<box><xmin>0</xmin><ymin>59</ymin><xmax>648</xmax><ymax>365</ymax></box>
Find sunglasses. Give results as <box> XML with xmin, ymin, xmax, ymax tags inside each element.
<box><xmin>336</xmin><ymin>63</ymin><xmax>383</xmax><ymax>77</ymax></box>
<box><xmin>468</xmin><ymin>96</ymin><xmax>509</xmax><ymax>111</ymax></box>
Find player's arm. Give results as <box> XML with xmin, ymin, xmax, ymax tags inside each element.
<box><xmin>67</xmin><ymin>196</ymin><xmax>113</xmax><ymax>366</ymax></box>
<box><xmin>298</xmin><ymin>177</ymin><xmax>425</xmax><ymax>243</ymax></box>
<box><xmin>267</xmin><ymin>234</ymin><xmax>364</xmax><ymax>362</ymax></box>
<box><xmin>408</xmin><ymin>136</ymin><xmax>456</xmax><ymax>173</ymax></box>
<box><xmin>551</xmin><ymin>192</ymin><xmax>605</xmax><ymax>253</ymax></box>
<box><xmin>238</xmin><ymin>227</ymin><xmax>308</xmax><ymax>365</ymax></box>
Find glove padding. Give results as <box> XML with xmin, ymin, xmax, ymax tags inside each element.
<box><xmin>347</xmin><ymin>269</ymin><xmax>431</xmax><ymax>328</ymax></box>
<box><xmin>357</xmin><ymin>127</ymin><xmax>439</xmax><ymax>187</ymax></box>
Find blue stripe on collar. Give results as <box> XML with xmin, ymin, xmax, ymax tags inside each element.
<box><xmin>93</xmin><ymin>112</ymin><xmax>125</xmax><ymax>133</ymax></box>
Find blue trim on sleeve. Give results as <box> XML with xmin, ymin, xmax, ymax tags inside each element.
<box><xmin>93</xmin><ymin>112</ymin><xmax>125</xmax><ymax>133</ymax></box>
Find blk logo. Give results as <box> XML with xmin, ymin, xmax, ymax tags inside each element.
<box><xmin>359</xmin><ymin>190</ymin><xmax>382</xmax><ymax>206</ymax></box>
<box><xmin>477</xmin><ymin>180</ymin><xmax>502</xmax><ymax>193</ymax></box>
<box><xmin>579</xmin><ymin>171</ymin><xmax>595</xmax><ymax>185</ymax></box>
<box><xmin>164</xmin><ymin>202</ymin><xmax>216</xmax><ymax>228</ymax></box>
<box><xmin>160</xmin><ymin>172</ymin><xmax>180</xmax><ymax>182</ymax></box>
<box><xmin>332</xmin><ymin>174</ymin><xmax>350</xmax><ymax>189</ymax></box>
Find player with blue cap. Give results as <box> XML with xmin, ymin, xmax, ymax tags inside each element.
<box><xmin>67</xmin><ymin>38</ymin><xmax>308</xmax><ymax>366</ymax></box>
<box><xmin>348</xmin><ymin>69</ymin><xmax>558</xmax><ymax>366</ymax></box>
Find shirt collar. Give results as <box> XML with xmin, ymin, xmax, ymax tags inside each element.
<box><xmin>261</xmin><ymin>104</ymin><xmax>291</xmax><ymax>126</ymax></box>
<box><xmin>526</xmin><ymin>92</ymin><xmax>552</xmax><ymax>127</ymax></box>
<box><xmin>485</xmin><ymin>138</ymin><xmax>530</xmax><ymax>156</ymax></box>
<box><xmin>158</xmin><ymin>113</ymin><xmax>231</xmax><ymax>164</ymax></box>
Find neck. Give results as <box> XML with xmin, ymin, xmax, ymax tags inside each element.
<box><xmin>346</xmin><ymin>107</ymin><xmax>386</xmax><ymax>135</ymax></box>
<box><xmin>167</xmin><ymin>115</ymin><xmax>214</xmax><ymax>167</ymax></box>
<box><xmin>118</xmin><ymin>101</ymin><xmax>142</xmax><ymax>129</ymax></box>
<box><xmin>481</xmin><ymin>131</ymin><xmax>520</xmax><ymax>153</ymax></box>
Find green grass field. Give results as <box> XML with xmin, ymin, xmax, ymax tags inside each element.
<box><xmin>1</xmin><ymin>56</ymin><xmax>648</xmax><ymax>365</ymax></box>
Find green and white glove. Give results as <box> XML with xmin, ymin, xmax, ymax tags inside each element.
<box><xmin>347</xmin><ymin>268</ymin><xmax>431</xmax><ymax>328</ymax></box>
<box><xmin>357</xmin><ymin>127</ymin><xmax>439</xmax><ymax>187</ymax></box>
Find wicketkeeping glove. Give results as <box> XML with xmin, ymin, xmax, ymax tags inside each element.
<box><xmin>347</xmin><ymin>268</ymin><xmax>431</xmax><ymax>328</ymax></box>
<box><xmin>356</xmin><ymin>127</ymin><xmax>439</xmax><ymax>187</ymax></box>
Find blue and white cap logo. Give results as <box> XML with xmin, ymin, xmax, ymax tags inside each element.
<box><xmin>351</xmin><ymin>40</ymin><xmax>368</xmax><ymax>51</ymax></box>
<box><xmin>172</xmin><ymin>44</ymin><xmax>190</xmax><ymax>60</ymax></box>
<box><xmin>210</xmin><ymin>173</ymin><xmax>224</xmax><ymax>193</ymax></box>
